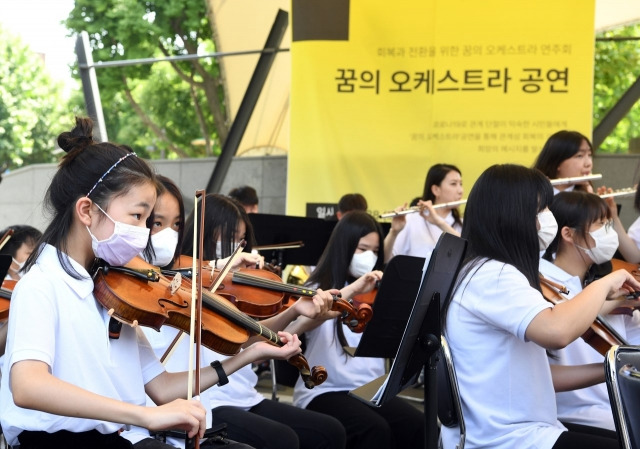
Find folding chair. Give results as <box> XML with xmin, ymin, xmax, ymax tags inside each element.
<box><xmin>437</xmin><ymin>336</ymin><xmax>465</xmax><ymax>449</ymax></box>
<box><xmin>605</xmin><ymin>345</ymin><xmax>640</xmax><ymax>449</ymax></box>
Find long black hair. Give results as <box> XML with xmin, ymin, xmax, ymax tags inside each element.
<box><xmin>181</xmin><ymin>193</ymin><xmax>256</xmax><ymax>260</ymax></box>
<box><xmin>442</xmin><ymin>164</ymin><xmax>553</xmax><ymax>328</ymax></box>
<box><xmin>422</xmin><ymin>163</ymin><xmax>463</xmax><ymax>228</ymax></box>
<box><xmin>305</xmin><ymin>211</ymin><xmax>384</xmax><ymax>355</ymax></box>
<box><xmin>543</xmin><ymin>191</ymin><xmax>610</xmax><ymax>262</ymax></box>
<box><xmin>25</xmin><ymin>117</ymin><xmax>158</xmax><ymax>279</ymax></box>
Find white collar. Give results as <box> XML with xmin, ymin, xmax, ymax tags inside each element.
<box><xmin>36</xmin><ymin>244</ymin><xmax>94</xmax><ymax>299</ymax></box>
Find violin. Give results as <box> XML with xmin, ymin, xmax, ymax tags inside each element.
<box><xmin>92</xmin><ymin>256</ymin><xmax>327</xmax><ymax>389</ymax></box>
<box><xmin>0</xmin><ymin>279</ymin><xmax>14</xmax><ymax>321</ymax></box>
<box><xmin>539</xmin><ymin>275</ymin><xmax>628</xmax><ymax>356</ymax></box>
<box><xmin>608</xmin><ymin>259</ymin><xmax>640</xmax><ymax>315</ymax></box>
<box><xmin>172</xmin><ymin>255</ymin><xmax>286</xmax><ymax>318</ymax></box>
<box><xmin>351</xmin><ymin>285</ymin><xmax>379</xmax><ymax>306</ymax></box>
<box><xmin>171</xmin><ymin>255</ymin><xmax>373</xmax><ymax>333</ymax></box>
<box><xmin>612</xmin><ymin>258</ymin><xmax>640</xmax><ymax>282</ymax></box>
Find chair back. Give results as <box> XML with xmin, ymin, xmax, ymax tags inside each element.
<box><xmin>618</xmin><ymin>364</ymin><xmax>640</xmax><ymax>449</ymax></box>
<box><xmin>605</xmin><ymin>345</ymin><xmax>640</xmax><ymax>449</ymax></box>
<box><xmin>437</xmin><ymin>336</ymin><xmax>465</xmax><ymax>449</ymax></box>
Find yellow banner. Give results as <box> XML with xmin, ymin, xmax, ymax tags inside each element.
<box><xmin>288</xmin><ymin>0</ymin><xmax>595</xmax><ymax>217</ymax></box>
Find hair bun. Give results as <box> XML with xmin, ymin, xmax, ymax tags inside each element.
<box><xmin>57</xmin><ymin>117</ymin><xmax>95</xmax><ymax>154</ymax></box>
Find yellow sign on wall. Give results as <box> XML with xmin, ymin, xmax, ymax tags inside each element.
<box><xmin>288</xmin><ymin>0</ymin><xmax>595</xmax><ymax>217</ymax></box>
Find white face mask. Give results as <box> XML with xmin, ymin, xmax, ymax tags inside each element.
<box><xmin>215</xmin><ymin>240</ymin><xmax>224</xmax><ymax>258</ymax></box>
<box><xmin>87</xmin><ymin>204</ymin><xmax>150</xmax><ymax>266</ymax></box>
<box><xmin>142</xmin><ymin>227</ymin><xmax>179</xmax><ymax>267</ymax></box>
<box><xmin>537</xmin><ymin>210</ymin><xmax>558</xmax><ymax>251</ymax></box>
<box><xmin>11</xmin><ymin>257</ymin><xmax>26</xmax><ymax>271</ymax></box>
<box><xmin>576</xmin><ymin>223</ymin><xmax>619</xmax><ymax>265</ymax></box>
<box><xmin>348</xmin><ymin>250</ymin><xmax>378</xmax><ymax>279</ymax></box>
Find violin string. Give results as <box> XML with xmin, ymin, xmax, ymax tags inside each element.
<box><xmin>233</xmin><ymin>272</ymin><xmax>315</xmax><ymax>296</ymax></box>
<box><xmin>200</xmin><ymin>289</ymin><xmax>283</xmax><ymax>345</ymax></box>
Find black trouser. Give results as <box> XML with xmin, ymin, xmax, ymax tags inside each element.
<box><xmin>18</xmin><ymin>429</ymin><xmax>133</xmax><ymax>449</ymax></box>
<box><xmin>211</xmin><ymin>399</ymin><xmax>347</xmax><ymax>449</ymax></box>
<box><xmin>552</xmin><ymin>422</ymin><xmax>619</xmax><ymax>449</ymax></box>
<box><xmin>306</xmin><ymin>391</ymin><xmax>425</xmax><ymax>449</ymax></box>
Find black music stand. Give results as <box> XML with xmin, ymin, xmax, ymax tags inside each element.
<box><xmin>349</xmin><ymin>233</ymin><xmax>467</xmax><ymax>449</ymax></box>
<box><xmin>351</xmin><ymin>255</ymin><xmax>425</xmax><ymax>358</ymax></box>
<box><xmin>248</xmin><ymin>213</ymin><xmax>337</xmax><ymax>266</ymax></box>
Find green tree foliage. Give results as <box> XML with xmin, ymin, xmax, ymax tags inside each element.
<box><xmin>65</xmin><ymin>0</ymin><xmax>227</xmax><ymax>159</ymax></box>
<box><xmin>594</xmin><ymin>24</ymin><xmax>640</xmax><ymax>153</ymax></box>
<box><xmin>0</xmin><ymin>26</ymin><xmax>71</xmax><ymax>169</ymax></box>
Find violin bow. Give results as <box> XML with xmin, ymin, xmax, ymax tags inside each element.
<box><xmin>186</xmin><ymin>190</ymin><xmax>205</xmax><ymax>449</ymax></box>
<box><xmin>159</xmin><ymin>240</ymin><xmax>247</xmax><ymax>365</ymax></box>
<box><xmin>0</xmin><ymin>228</ymin><xmax>14</xmax><ymax>251</ymax></box>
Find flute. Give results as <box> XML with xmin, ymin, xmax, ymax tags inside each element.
<box><xmin>549</xmin><ymin>173</ymin><xmax>602</xmax><ymax>186</ymax></box>
<box><xmin>379</xmin><ymin>199</ymin><xmax>467</xmax><ymax>218</ymax></box>
<box><xmin>599</xmin><ymin>187</ymin><xmax>636</xmax><ymax>199</ymax></box>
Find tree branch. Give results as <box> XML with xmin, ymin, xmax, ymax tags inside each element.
<box><xmin>120</xmin><ymin>74</ymin><xmax>189</xmax><ymax>158</ymax></box>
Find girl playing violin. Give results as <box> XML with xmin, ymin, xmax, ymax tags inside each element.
<box><xmin>540</xmin><ymin>191</ymin><xmax>640</xmax><ymax>434</ymax></box>
<box><xmin>0</xmin><ymin>117</ymin><xmax>302</xmax><ymax>449</ymax></box>
<box><xmin>289</xmin><ymin>210</ymin><xmax>426</xmax><ymax>449</ymax></box>
<box><xmin>0</xmin><ymin>224</ymin><xmax>42</xmax><ymax>281</ymax></box>
<box><xmin>533</xmin><ymin>130</ymin><xmax>594</xmax><ymax>194</ymax></box>
<box><xmin>181</xmin><ymin>193</ymin><xmax>265</xmax><ymax>270</ymax></box>
<box><xmin>135</xmin><ymin>188</ymin><xmax>346</xmax><ymax>449</ymax></box>
<box><xmin>385</xmin><ymin>163</ymin><xmax>463</xmax><ymax>262</ymax></box>
<box><xmin>440</xmin><ymin>164</ymin><xmax>640</xmax><ymax>449</ymax></box>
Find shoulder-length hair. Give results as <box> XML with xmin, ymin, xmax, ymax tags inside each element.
<box><xmin>533</xmin><ymin>130</ymin><xmax>592</xmax><ymax>192</ymax></box>
<box><xmin>182</xmin><ymin>193</ymin><xmax>255</xmax><ymax>260</ymax></box>
<box><xmin>543</xmin><ymin>191</ymin><xmax>611</xmax><ymax>261</ymax></box>
<box><xmin>422</xmin><ymin>163</ymin><xmax>463</xmax><ymax>227</ymax></box>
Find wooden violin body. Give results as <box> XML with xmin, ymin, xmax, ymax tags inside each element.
<box><xmin>173</xmin><ymin>255</ymin><xmax>286</xmax><ymax>318</ymax></box>
<box><xmin>171</xmin><ymin>255</ymin><xmax>373</xmax><ymax>332</ymax></box>
<box><xmin>0</xmin><ymin>279</ymin><xmax>14</xmax><ymax>321</ymax></box>
<box><xmin>539</xmin><ymin>275</ymin><xmax>627</xmax><ymax>356</ymax></box>
<box><xmin>93</xmin><ymin>257</ymin><xmax>327</xmax><ymax>388</ymax></box>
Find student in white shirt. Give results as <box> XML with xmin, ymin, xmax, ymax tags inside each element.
<box><xmin>533</xmin><ymin>130</ymin><xmax>594</xmax><ymax>194</ymax></box>
<box><xmin>129</xmin><ymin>180</ymin><xmax>346</xmax><ymax>449</ymax></box>
<box><xmin>440</xmin><ymin>164</ymin><xmax>640</xmax><ymax>449</ymax></box>
<box><xmin>0</xmin><ymin>117</ymin><xmax>302</xmax><ymax>449</ymax></box>
<box><xmin>289</xmin><ymin>211</ymin><xmax>426</xmax><ymax>449</ymax></box>
<box><xmin>540</xmin><ymin>190</ymin><xmax>640</xmax><ymax>434</ymax></box>
<box><xmin>533</xmin><ymin>130</ymin><xmax>640</xmax><ymax>264</ymax></box>
<box><xmin>385</xmin><ymin>163</ymin><xmax>463</xmax><ymax>262</ymax></box>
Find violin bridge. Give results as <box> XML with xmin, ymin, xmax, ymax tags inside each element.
<box><xmin>169</xmin><ymin>273</ymin><xmax>182</xmax><ymax>295</ymax></box>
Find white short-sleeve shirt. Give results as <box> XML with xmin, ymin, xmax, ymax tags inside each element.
<box><xmin>441</xmin><ymin>259</ymin><xmax>565</xmax><ymax>449</ymax></box>
<box><xmin>392</xmin><ymin>211</ymin><xmax>461</xmax><ymax>259</ymax></box>
<box><xmin>0</xmin><ymin>244</ymin><xmax>165</xmax><ymax>446</ymax></box>
<box><xmin>540</xmin><ymin>258</ymin><xmax>639</xmax><ymax>431</ymax></box>
<box><xmin>292</xmin><ymin>317</ymin><xmax>385</xmax><ymax>409</ymax></box>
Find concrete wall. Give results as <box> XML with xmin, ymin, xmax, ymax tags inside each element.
<box><xmin>2</xmin><ymin>153</ymin><xmax>640</xmax><ymax>233</ymax></box>
<box><xmin>0</xmin><ymin>155</ymin><xmax>287</xmax><ymax>232</ymax></box>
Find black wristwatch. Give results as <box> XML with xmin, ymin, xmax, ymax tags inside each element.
<box><xmin>210</xmin><ymin>360</ymin><xmax>229</xmax><ymax>386</ymax></box>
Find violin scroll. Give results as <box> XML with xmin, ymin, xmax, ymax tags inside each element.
<box><xmin>332</xmin><ymin>297</ymin><xmax>372</xmax><ymax>333</ymax></box>
<box><xmin>287</xmin><ymin>354</ymin><xmax>327</xmax><ymax>389</ymax></box>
